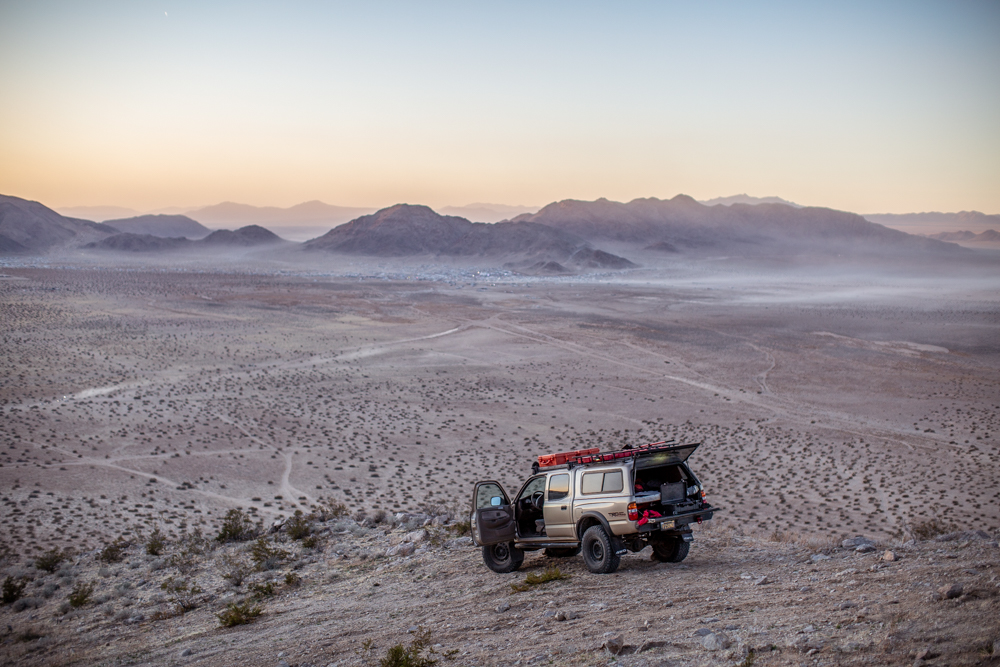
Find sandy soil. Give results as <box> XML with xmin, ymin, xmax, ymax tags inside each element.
<box><xmin>0</xmin><ymin>256</ymin><xmax>998</xmax><ymax>665</ymax></box>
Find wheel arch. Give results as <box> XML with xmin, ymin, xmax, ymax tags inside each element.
<box><xmin>576</xmin><ymin>512</ymin><xmax>612</xmax><ymax>540</ymax></box>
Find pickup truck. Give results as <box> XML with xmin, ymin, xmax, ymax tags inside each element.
<box><xmin>471</xmin><ymin>442</ymin><xmax>718</xmax><ymax>574</ymax></box>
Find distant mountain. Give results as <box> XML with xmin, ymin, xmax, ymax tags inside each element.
<box><xmin>927</xmin><ymin>229</ymin><xmax>1000</xmax><ymax>246</ymax></box>
<box><xmin>437</xmin><ymin>203</ymin><xmax>540</xmax><ymax>223</ymax></box>
<box><xmin>303</xmin><ymin>204</ymin><xmax>635</xmax><ymax>270</ymax></box>
<box><xmin>699</xmin><ymin>194</ymin><xmax>802</xmax><ymax>208</ymax></box>
<box><xmin>103</xmin><ymin>214</ymin><xmax>212</xmax><ymax>239</ymax></box>
<box><xmin>86</xmin><ymin>225</ymin><xmax>286</xmax><ymax>252</ymax></box>
<box><xmin>187</xmin><ymin>201</ymin><xmax>374</xmax><ymax>229</ymax></box>
<box><xmin>56</xmin><ymin>205</ymin><xmax>141</xmax><ymax>221</ymax></box>
<box><xmin>512</xmin><ymin>196</ymin><xmax>959</xmax><ymax>255</ymax></box>
<box><xmin>201</xmin><ymin>225</ymin><xmax>285</xmax><ymax>246</ymax></box>
<box><xmin>0</xmin><ymin>194</ymin><xmax>118</xmax><ymax>253</ymax></box>
<box><xmin>865</xmin><ymin>211</ymin><xmax>1000</xmax><ymax>234</ymax></box>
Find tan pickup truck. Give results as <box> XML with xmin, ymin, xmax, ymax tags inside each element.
<box><xmin>471</xmin><ymin>442</ymin><xmax>718</xmax><ymax>574</ymax></box>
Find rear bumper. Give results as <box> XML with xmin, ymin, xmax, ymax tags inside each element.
<box><xmin>636</xmin><ymin>504</ymin><xmax>718</xmax><ymax>532</ymax></box>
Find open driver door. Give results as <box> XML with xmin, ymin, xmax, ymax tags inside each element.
<box><xmin>471</xmin><ymin>480</ymin><xmax>516</xmax><ymax>546</ymax></box>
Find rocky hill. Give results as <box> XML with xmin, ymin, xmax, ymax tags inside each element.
<box><xmin>512</xmin><ymin>196</ymin><xmax>961</xmax><ymax>255</ymax></box>
<box><xmin>85</xmin><ymin>225</ymin><xmax>286</xmax><ymax>252</ymax></box>
<box><xmin>0</xmin><ymin>194</ymin><xmax>118</xmax><ymax>253</ymax></box>
<box><xmin>0</xmin><ymin>510</ymin><xmax>996</xmax><ymax>667</ymax></box>
<box><xmin>103</xmin><ymin>214</ymin><xmax>212</xmax><ymax>239</ymax></box>
<box><xmin>304</xmin><ymin>204</ymin><xmax>635</xmax><ymax>270</ymax></box>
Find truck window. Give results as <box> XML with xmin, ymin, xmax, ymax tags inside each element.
<box><xmin>548</xmin><ymin>474</ymin><xmax>569</xmax><ymax>501</ymax></box>
<box><xmin>475</xmin><ymin>483</ymin><xmax>505</xmax><ymax>509</ymax></box>
<box><xmin>581</xmin><ymin>470</ymin><xmax>624</xmax><ymax>494</ymax></box>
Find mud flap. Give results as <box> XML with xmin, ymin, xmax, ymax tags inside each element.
<box><xmin>611</xmin><ymin>535</ymin><xmax>628</xmax><ymax>555</ymax></box>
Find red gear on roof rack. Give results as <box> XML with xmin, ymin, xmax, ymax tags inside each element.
<box><xmin>536</xmin><ymin>448</ymin><xmax>600</xmax><ymax>468</ymax></box>
<box><xmin>569</xmin><ymin>440</ymin><xmax>686</xmax><ymax>466</ymax></box>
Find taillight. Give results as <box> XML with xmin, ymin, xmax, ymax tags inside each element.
<box><xmin>700</xmin><ymin>490</ymin><xmax>706</xmax><ymax>499</ymax></box>
<box><xmin>627</xmin><ymin>502</ymin><xmax>638</xmax><ymax>521</ymax></box>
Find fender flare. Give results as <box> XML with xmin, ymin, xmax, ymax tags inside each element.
<box><xmin>576</xmin><ymin>512</ymin><xmax>614</xmax><ymax>540</ymax></box>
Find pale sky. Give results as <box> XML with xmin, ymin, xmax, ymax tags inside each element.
<box><xmin>1</xmin><ymin>1</ymin><xmax>998</xmax><ymax>214</ymax></box>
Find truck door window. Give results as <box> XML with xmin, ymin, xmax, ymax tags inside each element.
<box><xmin>476</xmin><ymin>483</ymin><xmax>505</xmax><ymax>509</ymax></box>
<box><xmin>581</xmin><ymin>470</ymin><xmax>624</xmax><ymax>494</ymax></box>
<box><xmin>547</xmin><ymin>474</ymin><xmax>569</xmax><ymax>501</ymax></box>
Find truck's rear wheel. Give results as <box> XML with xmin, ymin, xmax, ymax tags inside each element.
<box><xmin>651</xmin><ymin>537</ymin><xmax>690</xmax><ymax>563</ymax></box>
<box><xmin>581</xmin><ymin>525</ymin><xmax>620</xmax><ymax>574</ymax></box>
<box><xmin>544</xmin><ymin>546</ymin><xmax>581</xmax><ymax>558</ymax></box>
<box><xmin>482</xmin><ymin>542</ymin><xmax>524</xmax><ymax>573</ymax></box>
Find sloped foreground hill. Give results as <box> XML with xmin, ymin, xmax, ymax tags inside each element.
<box><xmin>0</xmin><ymin>194</ymin><xmax>118</xmax><ymax>253</ymax></box>
<box><xmin>0</xmin><ymin>512</ymin><xmax>997</xmax><ymax>667</ymax></box>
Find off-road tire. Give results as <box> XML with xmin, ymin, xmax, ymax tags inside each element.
<box><xmin>581</xmin><ymin>525</ymin><xmax>621</xmax><ymax>574</ymax></box>
<box><xmin>544</xmin><ymin>546</ymin><xmax>582</xmax><ymax>558</ymax></box>
<box><xmin>482</xmin><ymin>542</ymin><xmax>524</xmax><ymax>573</ymax></box>
<box><xmin>651</xmin><ymin>537</ymin><xmax>690</xmax><ymax>563</ymax></box>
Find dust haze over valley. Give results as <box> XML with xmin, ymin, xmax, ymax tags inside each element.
<box><xmin>3</xmin><ymin>186</ymin><xmax>1000</xmax><ymax>665</ymax></box>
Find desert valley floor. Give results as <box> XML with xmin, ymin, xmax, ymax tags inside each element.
<box><xmin>0</xmin><ymin>257</ymin><xmax>998</xmax><ymax>666</ymax></box>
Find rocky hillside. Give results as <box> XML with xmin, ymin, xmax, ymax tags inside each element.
<box><xmin>85</xmin><ymin>225</ymin><xmax>286</xmax><ymax>252</ymax></box>
<box><xmin>1</xmin><ymin>509</ymin><xmax>997</xmax><ymax>667</ymax></box>
<box><xmin>304</xmin><ymin>204</ymin><xmax>635</xmax><ymax>270</ymax></box>
<box><xmin>512</xmin><ymin>196</ymin><xmax>961</xmax><ymax>255</ymax></box>
<box><xmin>0</xmin><ymin>194</ymin><xmax>118</xmax><ymax>253</ymax></box>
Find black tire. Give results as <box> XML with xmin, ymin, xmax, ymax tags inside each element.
<box><xmin>482</xmin><ymin>542</ymin><xmax>524</xmax><ymax>573</ymax></box>
<box><xmin>581</xmin><ymin>525</ymin><xmax>620</xmax><ymax>574</ymax></box>
<box><xmin>544</xmin><ymin>546</ymin><xmax>582</xmax><ymax>558</ymax></box>
<box><xmin>651</xmin><ymin>537</ymin><xmax>690</xmax><ymax>563</ymax></box>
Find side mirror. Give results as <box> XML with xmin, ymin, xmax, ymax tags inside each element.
<box><xmin>490</xmin><ymin>496</ymin><xmax>503</xmax><ymax>507</ymax></box>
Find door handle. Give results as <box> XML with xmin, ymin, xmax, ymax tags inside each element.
<box><xmin>561</xmin><ymin>506</ymin><xmax>567</xmax><ymax>510</ymax></box>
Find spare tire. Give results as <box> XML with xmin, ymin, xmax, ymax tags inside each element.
<box><xmin>650</xmin><ymin>537</ymin><xmax>690</xmax><ymax>563</ymax></box>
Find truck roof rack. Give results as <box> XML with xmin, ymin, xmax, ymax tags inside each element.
<box><xmin>568</xmin><ymin>439</ymin><xmax>702</xmax><ymax>466</ymax></box>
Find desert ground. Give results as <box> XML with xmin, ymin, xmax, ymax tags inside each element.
<box><xmin>1</xmin><ymin>253</ymin><xmax>998</xmax><ymax>665</ymax></box>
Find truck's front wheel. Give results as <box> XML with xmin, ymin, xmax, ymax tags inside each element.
<box><xmin>482</xmin><ymin>542</ymin><xmax>524</xmax><ymax>573</ymax></box>
<box><xmin>651</xmin><ymin>537</ymin><xmax>690</xmax><ymax>563</ymax></box>
<box><xmin>581</xmin><ymin>525</ymin><xmax>621</xmax><ymax>574</ymax></box>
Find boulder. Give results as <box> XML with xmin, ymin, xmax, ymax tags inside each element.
<box><xmin>702</xmin><ymin>631</ymin><xmax>732</xmax><ymax>651</ymax></box>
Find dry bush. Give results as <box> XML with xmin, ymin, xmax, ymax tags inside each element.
<box><xmin>67</xmin><ymin>581</ymin><xmax>95</xmax><ymax>608</ymax></box>
<box><xmin>249</xmin><ymin>537</ymin><xmax>289</xmax><ymax>571</ymax></box>
<box><xmin>907</xmin><ymin>518</ymin><xmax>957</xmax><ymax>541</ymax></box>
<box><xmin>312</xmin><ymin>498</ymin><xmax>349</xmax><ymax>521</ymax></box>
<box><xmin>2</xmin><ymin>576</ymin><xmax>27</xmax><ymax>604</ymax></box>
<box><xmin>378</xmin><ymin>628</ymin><xmax>438</xmax><ymax>667</ymax></box>
<box><xmin>160</xmin><ymin>577</ymin><xmax>203</xmax><ymax>613</ymax></box>
<box><xmin>510</xmin><ymin>566</ymin><xmax>570</xmax><ymax>593</ymax></box>
<box><xmin>99</xmin><ymin>539</ymin><xmax>127</xmax><ymax>564</ymax></box>
<box><xmin>217</xmin><ymin>600</ymin><xmax>263</xmax><ymax>627</ymax></box>
<box><xmin>146</xmin><ymin>528</ymin><xmax>167</xmax><ymax>556</ymax></box>
<box><xmin>221</xmin><ymin>554</ymin><xmax>250</xmax><ymax>587</ymax></box>
<box><xmin>285</xmin><ymin>510</ymin><xmax>311</xmax><ymax>540</ymax></box>
<box><xmin>35</xmin><ymin>548</ymin><xmax>69</xmax><ymax>573</ymax></box>
<box><xmin>216</xmin><ymin>509</ymin><xmax>260</xmax><ymax>543</ymax></box>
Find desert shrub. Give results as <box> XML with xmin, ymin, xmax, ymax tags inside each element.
<box><xmin>216</xmin><ymin>509</ymin><xmax>259</xmax><ymax>543</ymax></box>
<box><xmin>68</xmin><ymin>581</ymin><xmax>95</xmax><ymax>608</ymax></box>
<box><xmin>249</xmin><ymin>581</ymin><xmax>275</xmax><ymax>598</ymax></box>
<box><xmin>284</xmin><ymin>571</ymin><xmax>301</xmax><ymax>587</ymax></box>
<box><xmin>14</xmin><ymin>627</ymin><xmax>44</xmax><ymax>642</ymax></box>
<box><xmin>35</xmin><ymin>548</ymin><xmax>68</xmax><ymax>573</ymax></box>
<box><xmin>301</xmin><ymin>534</ymin><xmax>320</xmax><ymax>549</ymax></box>
<box><xmin>2</xmin><ymin>576</ymin><xmax>27</xmax><ymax>604</ymax></box>
<box><xmin>99</xmin><ymin>539</ymin><xmax>127</xmax><ymax>564</ymax></box>
<box><xmin>378</xmin><ymin>628</ymin><xmax>438</xmax><ymax>667</ymax></box>
<box><xmin>372</xmin><ymin>509</ymin><xmax>388</xmax><ymax>524</ymax></box>
<box><xmin>146</xmin><ymin>528</ymin><xmax>167</xmax><ymax>556</ymax></box>
<box><xmin>449</xmin><ymin>519</ymin><xmax>471</xmax><ymax>536</ymax></box>
<box><xmin>908</xmin><ymin>518</ymin><xmax>957</xmax><ymax>541</ymax></box>
<box><xmin>41</xmin><ymin>582</ymin><xmax>60</xmax><ymax>598</ymax></box>
<box><xmin>160</xmin><ymin>577</ymin><xmax>203</xmax><ymax>613</ymax></box>
<box><xmin>510</xmin><ymin>566</ymin><xmax>570</xmax><ymax>593</ymax></box>
<box><xmin>285</xmin><ymin>510</ymin><xmax>311</xmax><ymax>540</ymax></box>
<box><xmin>221</xmin><ymin>554</ymin><xmax>250</xmax><ymax>587</ymax></box>
<box><xmin>216</xmin><ymin>600</ymin><xmax>263</xmax><ymax>627</ymax></box>
<box><xmin>312</xmin><ymin>498</ymin><xmax>349</xmax><ymax>521</ymax></box>
<box><xmin>12</xmin><ymin>597</ymin><xmax>43</xmax><ymax>613</ymax></box>
<box><xmin>249</xmin><ymin>537</ymin><xmax>288</xmax><ymax>571</ymax></box>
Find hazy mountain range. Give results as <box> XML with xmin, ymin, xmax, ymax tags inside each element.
<box><xmin>863</xmin><ymin>211</ymin><xmax>1000</xmax><ymax>234</ymax></box>
<box><xmin>5</xmin><ymin>192</ymin><xmax>981</xmax><ymax>270</ymax></box>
